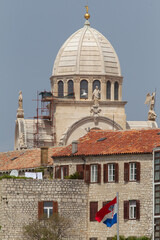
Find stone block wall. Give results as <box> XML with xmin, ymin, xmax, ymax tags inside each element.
<box><xmin>54</xmin><ymin>153</ymin><xmax>154</xmax><ymax>240</ymax></box>
<box><xmin>0</xmin><ymin>179</ymin><xmax>88</xmax><ymax>240</ymax></box>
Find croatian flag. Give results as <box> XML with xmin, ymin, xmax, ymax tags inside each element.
<box><xmin>95</xmin><ymin>197</ymin><xmax>117</xmax><ymax>227</ymax></box>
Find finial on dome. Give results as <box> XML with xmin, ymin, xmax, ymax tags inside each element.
<box><xmin>84</xmin><ymin>6</ymin><xmax>90</xmax><ymax>20</ymax></box>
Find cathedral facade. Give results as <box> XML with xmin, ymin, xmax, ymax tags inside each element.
<box><xmin>14</xmin><ymin>11</ymin><xmax>158</xmax><ymax>151</ymax></box>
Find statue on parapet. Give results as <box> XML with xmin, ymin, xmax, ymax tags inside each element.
<box><xmin>145</xmin><ymin>92</ymin><xmax>157</xmax><ymax>121</ymax></box>
<box><xmin>17</xmin><ymin>90</ymin><xmax>24</xmax><ymax>118</ymax></box>
<box><xmin>92</xmin><ymin>86</ymin><xmax>101</xmax><ymax>106</ymax></box>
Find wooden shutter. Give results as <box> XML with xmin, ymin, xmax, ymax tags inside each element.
<box><xmin>124</xmin><ymin>201</ymin><xmax>129</xmax><ymax>220</ymax></box>
<box><xmin>38</xmin><ymin>201</ymin><xmax>44</xmax><ymax>220</ymax></box>
<box><xmin>124</xmin><ymin>163</ymin><xmax>129</xmax><ymax>182</ymax></box>
<box><xmin>103</xmin><ymin>164</ymin><xmax>108</xmax><ymax>183</ymax></box>
<box><xmin>63</xmin><ymin>165</ymin><xmax>69</xmax><ymax>177</ymax></box>
<box><xmin>115</xmin><ymin>163</ymin><xmax>119</xmax><ymax>183</ymax></box>
<box><xmin>85</xmin><ymin>165</ymin><xmax>90</xmax><ymax>183</ymax></box>
<box><xmin>55</xmin><ymin>166</ymin><xmax>61</xmax><ymax>179</ymax></box>
<box><xmin>98</xmin><ymin>164</ymin><xmax>101</xmax><ymax>183</ymax></box>
<box><xmin>76</xmin><ymin>164</ymin><xmax>84</xmax><ymax>179</ymax></box>
<box><xmin>90</xmin><ymin>202</ymin><xmax>98</xmax><ymax>221</ymax></box>
<box><xmin>136</xmin><ymin>162</ymin><xmax>140</xmax><ymax>182</ymax></box>
<box><xmin>53</xmin><ymin>201</ymin><xmax>58</xmax><ymax>214</ymax></box>
<box><xmin>136</xmin><ymin>200</ymin><xmax>140</xmax><ymax>220</ymax></box>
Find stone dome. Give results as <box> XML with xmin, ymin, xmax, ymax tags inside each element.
<box><xmin>52</xmin><ymin>21</ymin><xmax>121</xmax><ymax>76</ymax></box>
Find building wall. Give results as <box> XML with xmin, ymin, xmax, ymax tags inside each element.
<box><xmin>54</xmin><ymin>153</ymin><xmax>153</xmax><ymax>239</ymax></box>
<box><xmin>0</xmin><ymin>179</ymin><xmax>88</xmax><ymax>240</ymax></box>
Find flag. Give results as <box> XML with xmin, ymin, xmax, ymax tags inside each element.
<box><xmin>95</xmin><ymin>197</ymin><xmax>117</xmax><ymax>227</ymax></box>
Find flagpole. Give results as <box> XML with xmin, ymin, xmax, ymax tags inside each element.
<box><xmin>117</xmin><ymin>192</ymin><xmax>119</xmax><ymax>240</ymax></box>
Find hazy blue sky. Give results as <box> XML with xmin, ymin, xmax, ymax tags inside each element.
<box><xmin>0</xmin><ymin>0</ymin><xmax>160</xmax><ymax>152</ymax></box>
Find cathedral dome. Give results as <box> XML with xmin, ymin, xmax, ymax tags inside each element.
<box><xmin>52</xmin><ymin>21</ymin><xmax>121</xmax><ymax>76</ymax></box>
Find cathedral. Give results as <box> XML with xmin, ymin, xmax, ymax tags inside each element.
<box><xmin>14</xmin><ymin>7</ymin><xmax>158</xmax><ymax>151</ymax></box>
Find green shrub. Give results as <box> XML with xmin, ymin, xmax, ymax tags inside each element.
<box><xmin>65</xmin><ymin>172</ymin><xmax>82</xmax><ymax>179</ymax></box>
<box><xmin>126</xmin><ymin>237</ymin><xmax>137</xmax><ymax>240</ymax></box>
<box><xmin>0</xmin><ymin>174</ymin><xmax>31</xmax><ymax>180</ymax></box>
<box><xmin>112</xmin><ymin>235</ymin><xmax>125</xmax><ymax>240</ymax></box>
<box><xmin>137</xmin><ymin>237</ymin><xmax>151</xmax><ymax>240</ymax></box>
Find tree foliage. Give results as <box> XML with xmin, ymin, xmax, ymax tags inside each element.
<box><xmin>23</xmin><ymin>214</ymin><xmax>71</xmax><ymax>240</ymax></box>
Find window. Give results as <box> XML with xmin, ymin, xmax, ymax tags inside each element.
<box><xmin>90</xmin><ymin>238</ymin><xmax>97</xmax><ymax>240</ymax></box>
<box><xmin>76</xmin><ymin>164</ymin><xmax>85</xmax><ymax>179</ymax></box>
<box><xmin>38</xmin><ymin>201</ymin><xmax>58</xmax><ymax>219</ymax></box>
<box><xmin>58</xmin><ymin>81</ymin><xmax>64</xmax><ymax>97</ymax></box>
<box><xmin>154</xmin><ymin>218</ymin><xmax>160</xmax><ymax>240</ymax></box>
<box><xmin>130</xmin><ymin>163</ymin><xmax>136</xmax><ymax>181</ymax></box>
<box><xmin>108</xmin><ymin>164</ymin><xmax>115</xmax><ymax>182</ymax></box>
<box><xmin>124</xmin><ymin>200</ymin><xmax>140</xmax><ymax>220</ymax></box>
<box><xmin>114</xmin><ymin>81</ymin><xmax>119</xmax><ymax>100</ymax></box>
<box><xmin>90</xmin><ymin>202</ymin><xmax>98</xmax><ymax>221</ymax></box>
<box><xmin>103</xmin><ymin>163</ymin><xmax>119</xmax><ymax>183</ymax></box>
<box><xmin>91</xmin><ymin>165</ymin><xmax>98</xmax><ymax>183</ymax></box>
<box><xmin>80</xmin><ymin>80</ymin><xmax>88</xmax><ymax>99</ymax></box>
<box><xmin>155</xmin><ymin>185</ymin><xmax>160</xmax><ymax>215</ymax></box>
<box><xmin>43</xmin><ymin>201</ymin><xmax>53</xmax><ymax>218</ymax></box>
<box><xmin>55</xmin><ymin>165</ymin><xmax>69</xmax><ymax>179</ymax></box>
<box><xmin>67</xmin><ymin>80</ymin><xmax>74</xmax><ymax>98</ymax></box>
<box><xmin>106</xmin><ymin>81</ymin><xmax>111</xmax><ymax>100</ymax></box>
<box><xmin>154</xmin><ymin>151</ymin><xmax>160</xmax><ymax>182</ymax></box>
<box><xmin>129</xmin><ymin>200</ymin><xmax>136</xmax><ymax>219</ymax></box>
<box><xmin>124</xmin><ymin>162</ymin><xmax>140</xmax><ymax>182</ymax></box>
<box><xmin>93</xmin><ymin>80</ymin><xmax>101</xmax><ymax>96</ymax></box>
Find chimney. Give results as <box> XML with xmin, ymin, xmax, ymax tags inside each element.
<box><xmin>41</xmin><ymin>147</ymin><xmax>49</xmax><ymax>166</ymax></box>
<box><xmin>72</xmin><ymin>141</ymin><xmax>78</xmax><ymax>154</ymax></box>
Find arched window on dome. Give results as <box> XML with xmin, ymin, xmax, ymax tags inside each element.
<box><xmin>106</xmin><ymin>81</ymin><xmax>111</xmax><ymax>100</ymax></box>
<box><xmin>68</xmin><ymin>80</ymin><xmax>74</xmax><ymax>98</ymax></box>
<box><xmin>58</xmin><ymin>81</ymin><xmax>64</xmax><ymax>98</ymax></box>
<box><xmin>93</xmin><ymin>80</ymin><xmax>101</xmax><ymax>98</ymax></box>
<box><xmin>114</xmin><ymin>81</ymin><xmax>119</xmax><ymax>100</ymax></box>
<box><xmin>80</xmin><ymin>80</ymin><xmax>88</xmax><ymax>99</ymax></box>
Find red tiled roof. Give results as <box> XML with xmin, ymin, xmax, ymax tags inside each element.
<box><xmin>52</xmin><ymin>129</ymin><xmax>160</xmax><ymax>157</ymax></box>
<box><xmin>0</xmin><ymin>147</ymin><xmax>64</xmax><ymax>171</ymax></box>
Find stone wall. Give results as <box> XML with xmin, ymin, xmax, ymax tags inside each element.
<box><xmin>0</xmin><ymin>179</ymin><xmax>88</xmax><ymax>240</ymax></box>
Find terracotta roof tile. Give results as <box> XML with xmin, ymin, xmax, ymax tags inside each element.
<box><xmin>0</xmin><ymin>147</ymin><xmax>64</xmax><ymax>171</ymax></box>
<box><xmin>52</xmin><ymin>129</ymin><xmax>160</xmax><ymax>157</ymax></box>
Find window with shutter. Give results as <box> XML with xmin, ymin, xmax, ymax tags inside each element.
<box><xmin>76</xmin><ymin>164</ymin><xmax>84</xmax><ymax>179</ymax></box>
<box><xmin>98</xmin><ymin>164</ymin><xmax>101</xmax><ymax>183</ymax></box>
<box><xmin>124</xmin><ymin>201</ymin><xmax>129</xmax><ymax>220</ymax></box>
<box><xmin>85</xmin><ymin>165</ymin><xmax>90</xmax><ymax>183</ymax></box>
<box><xmin>38</xmin><ymin>201</ymin><xmax>58</xmax><ymax>219</ymax></box>
<box><xmin>104</xmin><ymin>163</ymin><xmax>118</xmax><ymax>183</ymax></box>
<box><xmin>90</xmin><ymin>202</ymin><xmax>98</xmax><ymax>221</ymax></box>
<box><xmin>125</xmin><ymin>162</ymin><xmax>141</xmax><ymax>182</ymax></box>
<box><xmin>115</xmin><ymin>163</ymin><xmax>119</xmax><ymax>183</ymax></box>
<box><xmin>124</xmin><ymin>163</ymin><xmax>129</xmax><ymax>182</ymax></box>
<box><xmin>38</xmin><ymin>201</ymin><xmax>44</xmax><ymax>220</ymax></box>
<box><xmin>55</xmin><ymin>166</ymin><xmax>69</xmax><ymax>179</ymax></box>
<box><xmin>136</xmin><ymin>200</ymin><xmax>140</xmax><ymax>220</ymax></box>
<box><xmin>103</xmin><ymin>164</ymin><xmax>108</xmax><ymax>183</ymax></box>
<box><xmin>124</xmin><ymin>200</ymin><xmax>140</xmax><ymax>220</ymax></box>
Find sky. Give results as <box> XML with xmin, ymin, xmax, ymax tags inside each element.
<box><xmin>0</xmin><ymin>0</ymin><xmax>160</xmax><ymax>152</ymax></box>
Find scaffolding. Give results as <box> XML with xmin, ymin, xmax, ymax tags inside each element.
<box><xmin>33</xmin><ymin>91</ymin><xmax>55</xmax><ymax>148</ymax></box>
<box><xmin>32</xmin><ymin>90</ymin><xmax>75</xmax><ymax>148</ymax></box>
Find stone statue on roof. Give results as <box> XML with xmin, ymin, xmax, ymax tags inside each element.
<box><xmin>92</xmin><ymin>86</ymin><xmax>101</xmax><ymax>106</ymax></box>
<box><xmin>145</xmin><ymin>92</ymin><xmax>157</xmax><ymax>121</ymax></box>
<box><xmin>17</xmin><ymin>90</ymin><xmax>24</xmax><ymax>118</ymax></box>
